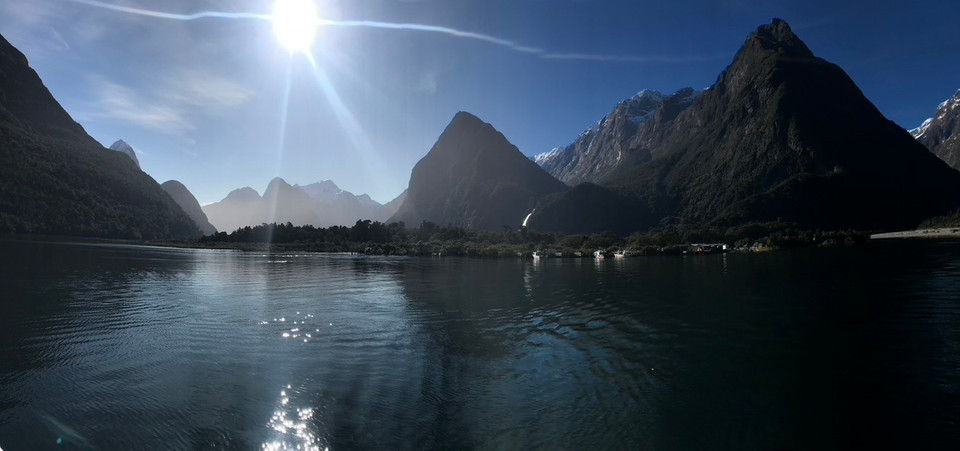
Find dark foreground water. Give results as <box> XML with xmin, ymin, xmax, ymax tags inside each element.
<box><xmin>0</xmin><ymin>239</ymin><xmax>958</xmax><ymax>450</ymax></box>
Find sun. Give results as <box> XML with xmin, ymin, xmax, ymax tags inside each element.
<box><xmin>272</xmin><ymin>0</ymin><xmax>319</xmax><ymax>53</ymax></box>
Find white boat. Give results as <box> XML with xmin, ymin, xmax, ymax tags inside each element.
<box><xmin>593</xmin><ymin>249</ymin><xmax>605</xmax><ymax>259</ymax></box>
<box><xmin>533</xmin><ymin>250</ymin><xmax>548</xmax><ymax>259</ymax></box>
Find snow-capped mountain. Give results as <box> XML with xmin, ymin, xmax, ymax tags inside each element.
<box><xmin>911</xmin><ymin>89</ymin><xmax>960</xmax><ymax>170</ymax></box>
<box><xmin>534</xmin><ymin>88</ymin><xmax>699</xmax><ymax>185</ymax></box>
<box><xmin>108</xmin><ymin>139</ymin><xmax>141</xmax><ymax>169</ymax></box>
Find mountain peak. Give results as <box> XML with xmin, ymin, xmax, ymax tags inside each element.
<box><xmin>451</xmin><ymin>110</ymin><xmax>483</xmax><ymax>125</ymax></box>
<box><xmin>266</xmin><ymin>177</ymin><xmax>292</xmax><ymax>189</ymax></box>
<box><xmin>912</xmin><ymin>88</ymin><xmax>960</xmax><ymax>170</ymax></box>
<box><xmin>224</xmin><ymin>187</ymin><xmax>261</xmax><ymax>202</ymax></box>
<box><xmin>391</xmin><ymin>112</ymin><xmax>567</xmax><ymax>230</ymax></box>
<box><xmin>748</xmin><ymin>18</ymin><xmax>814</xmax><ymax>58</ymax></box>
<box><xmin>110</xmin><ymin>139</ymin><xmax>132</xmax><ymax>152</ymax></box>
<box><xmin>108</xmin><ymin>139</ymin><xmax>141</xmax><ymax>169</ymax></box>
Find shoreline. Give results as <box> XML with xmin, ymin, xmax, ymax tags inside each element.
<box><xmin>870</xmin><ymin>227</ymin><xmax>960</xmax><ymax>240</ymax></box>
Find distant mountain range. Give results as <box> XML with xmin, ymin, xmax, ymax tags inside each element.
<box><xmin>202</xmin><ymin>178</ymin><xmax>404</xmax><ymax>233</ymax></box>
<box><xmin>912</xmin><ymin>89</ymin><xmax>960</xmax><ymax>170</ymax></box>
<box><xmin>0</xmin><ymin>33</ymin><xmax>200</xmax><ymax>239</ymax></box>
<box><xmin>389</xmin><ymin>111</ymin><xmax>567</xmax><ymax>231</ymax></box>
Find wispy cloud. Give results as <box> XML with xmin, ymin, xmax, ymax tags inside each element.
<box><xmin>82</xmin><ymin>78</ymin><xmax>195</xmax><ymax>133</ymax></box>
<box><xmin>77</xmin><ymin>69</ymin><xmax>253</xmax><ymax>135</ymax></box>
<box><xmin>165</xmin><ymin>69</ymin><xmax>254</xmax><ymax>110</ymax></box>
<box><xmin>0</xmin><ymin>2</ymin><xmax>71</xmax><ymax>57</ymax></box>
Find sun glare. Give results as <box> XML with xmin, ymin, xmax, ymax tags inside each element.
<box><xmin>272</xmin><ymin>0</ymin><xmax>318</xmax><ymax>52</ymax></box>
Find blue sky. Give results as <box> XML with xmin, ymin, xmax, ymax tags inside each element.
<box><xmin>2</xmin><ymin>0</ymin><xmax>959</xmax><ymax>205</ymax></box>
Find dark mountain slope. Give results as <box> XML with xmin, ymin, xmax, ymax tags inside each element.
<box><xmin>390</xmin><ymin>112</ymin><xmax>568</xmax><ymax>231</ymax></box>
<box><xmin>0</xmin><ymin>34</ymin><xmax>199</xmax><ymax>239</ymax></box>
<box><xmin>161</xmin><ymin>180</ymin><xmax>217</xmax><ymax>236</ymax></box>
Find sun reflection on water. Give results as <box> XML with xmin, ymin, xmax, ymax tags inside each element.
<box><xmin>263</xmin><ymin>312</ymin><xmax>322</xmax><ymax>343</ymax></box>
<box><xmin>262</xmin><ymin>384</ymin><xmax>327</xmax><ymax>451</ymax></box>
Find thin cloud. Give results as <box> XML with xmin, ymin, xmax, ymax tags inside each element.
<box><xmin>164</xmin><ymin>69</ymin><xmax>254</xmax><ymax>111</ymax></box>
<box><xmin>81</xmin><ymin>78</ymin><xmax>194</xmax><ymax>134</ymax></box>
<box><xmin>78</xmin><ymin>70</ymin><xmax>253</xmax><ymax>135</ymax></box>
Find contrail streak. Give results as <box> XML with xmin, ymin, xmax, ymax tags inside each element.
<box><xmin>318</xmin><ymin>19</ymin><xmax>543</xmax><ymax>55</ymax></box>
<box><xmin>67</xmin><ymin>0</ymin><xmax>270</xmax><ymax>21</ymax></box>
<box><xmin>67</xmin><ymin>0</ymin><xmax>716</xmax><ymax>64</ymax></box>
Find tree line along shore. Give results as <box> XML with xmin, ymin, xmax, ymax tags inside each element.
<box><xmin>166</xmin><ymin>220</ymin><xmax>880</xmax><ymax>256</ymax></box>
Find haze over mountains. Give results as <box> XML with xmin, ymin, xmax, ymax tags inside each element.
<box><xmin>202</xmin><ymin>178</ymin><xmax>404</xmax><ymax>233</ymax></box>
<box><xmin>912</xmin><ymin>89</ymin><xmax>960</xmax><ymax>170</ymax></box>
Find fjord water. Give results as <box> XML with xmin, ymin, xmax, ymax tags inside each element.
<box><xmin>1</xmin><ymin>240</ymin><xmax>958</xmax><ymax>450</ymax></box>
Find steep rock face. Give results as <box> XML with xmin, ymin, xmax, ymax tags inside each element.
<box><xmin>535</xmin><ymin>89</ymin><xmax>698</xmax><ymax>185</ymax></box>
<box><xmin>912</xmin><ymin>89</ymin><xmax>960</xmax><ymax>170</ymax></box>
<box><xmin>0</xmin><ymin>33</ymin><xmax>199</xmax><ymax>239</ymax></box>
<box><xmin>390</xmin><ymin>112</ymin><xmax>568</xmax><ymax>231</ymax></box>
<box><xmin>380</xmin><ymin>189</ymin><xmax>407</xmax><ymax>220</ymax></box>
<box><xmin>532</xmin><ymin>19</ymin><xmax>960</xmax><ymax>233</ymax></box>
<box><xmin>160</xmin><ymin>180</ymin><xmax>217</xmax><ymax>236</ymax></box>
<box><xmin>108</xmin><ymin>139</ymin><xmax>141</xmax><ymax>169</ymax></box>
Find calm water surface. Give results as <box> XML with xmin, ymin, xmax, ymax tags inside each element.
<box><xmin>0</xmin><ymin>239</ymin><xmax>958</xmax><ymax>449</ymax></box>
